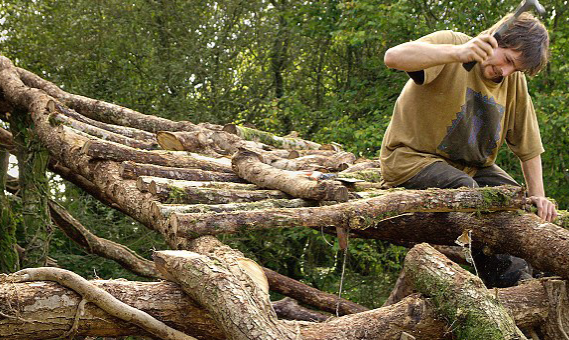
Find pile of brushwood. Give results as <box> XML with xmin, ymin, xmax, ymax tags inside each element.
<box><xmin>1</xmin><ymin>55</ymin><xmax>569</xmax><ymax>340</ymax></box>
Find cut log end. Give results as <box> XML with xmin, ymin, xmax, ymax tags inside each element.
<box><xmin>157</xmin><ymin>131</ymin><xmax>185</xmax><ymax>151</ymax></box>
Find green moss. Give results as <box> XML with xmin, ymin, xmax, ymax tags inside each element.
<box><xmin>340</xmin><ymin>169</ymin><xmax>383</xmax><ymax>183</ymax></box>
<box><xmin>479</xmin><ymin>187</ymin><xmax>512</xmax><ymax>209</ymax></box>
<box><xmin>410</xmin><ymin>263</ymin><xmax>516</xmax><ymax>340</ymax></box>
<box><xmin>166</xmin><ymin>186</ymin><xmax>189</xmax><ymax>204</ymax></box>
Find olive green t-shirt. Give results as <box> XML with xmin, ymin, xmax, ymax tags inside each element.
<box><xmin>380</xmin><ymin>30</ymin><xmax>544</xmax><ymax>187</ymax></box>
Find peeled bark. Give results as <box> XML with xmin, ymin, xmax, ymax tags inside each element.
<box><xmin>120</xmin><ymin>160</ymin><xmax>244</xmax><ymax>182</ymax></box>
<box><xmin>223</xmin><ymin>123</ymin><xmax>323</xmax><ymax>150</ymax></box>
<box><xmin>232</xmin><ymin>148</ymin><xmax>349</xmax><ymax>202</ymax></box>
<box><xmin>405</xmin><ymin>243</ymin><xmax>526</xmax><ymax>340</ymax></box>
<box><xmin>172</xmin><ymin>186</ymin><xmax>527</xmax><ymax>238</ymax></box>
<box><xmin>82</xmin><ymin>140</ymin><xmax>233</xmax><ymax>173</ymax></box>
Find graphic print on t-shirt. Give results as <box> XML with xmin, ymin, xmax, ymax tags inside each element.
<box><xmin>437</xmin><ymin>88</ymin><xmax>504</xmax><ymax>166</ymax></box>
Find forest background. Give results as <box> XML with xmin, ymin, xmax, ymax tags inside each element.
<box><xmin>1</xmin><ymin>0</ymin><xmax>568</xmax><ymax>308</ymax></box>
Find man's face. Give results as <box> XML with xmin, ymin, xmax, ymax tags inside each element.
<box><xmin>480</xmin><ymin>47</ymin><xmax>523</xmax><ymax>82</ymax></box>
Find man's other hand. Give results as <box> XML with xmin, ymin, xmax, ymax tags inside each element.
<box><xmin>529</xmin><ymin>196</ymin><xmax>558</xmax><ymax>223</ymax></box>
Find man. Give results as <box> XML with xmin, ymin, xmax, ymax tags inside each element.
<box><xmin>381</xmin><ymin>13</ymin><xmax>557</xmax><ymax>286</ymax></box>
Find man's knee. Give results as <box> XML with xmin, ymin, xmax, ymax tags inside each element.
<box><xmin>401</xmin><ymin>162</ymin><xmax>479</xmax><ymax>189</ymax></box>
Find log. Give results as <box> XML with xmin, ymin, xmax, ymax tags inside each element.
<box><xmin>120</xmin><ymin>160</ymin><xmax>245</xmax><ymax>182</ymax></box>
<box><xmin>223</xmin><ymin>123</ymin><xmax>323</xmax><ymax>150</ymax></box>
<box><xmin>262</xmin><ymin>151</ymin><xmax>355</xmax><ymax>172</ymax></box>
<box><xmin>15</xmin><ymin>67</ymin><xmax>212</xmax><ymax>133</ymax></box>
<box><xmin>338</xmin><ymin>167</ymin><xmax>383</xmax><ymax>182</ymax></box>
<box><xmin>354</xmin><ymin>211</ymin><xmax>569</xmax><ymax>280</ymax></box>
<box><xmin>51</xmin><ymin>110</ymin><xmax>159</xmax><ymax>149</ymax></box>
<box><xmin>4</xmin><ymin>268</ymin><xmax>196</xmax><ymax>340</ymax></box>
<box><xmin>0</xmin><ymin>280</ymin><xmax>223</xmax><ymax>340</ymax></box>
<box><xmin>48</xmin><ymin>201</ymin><xmax>160</xmax><ymax>279</ymax></box>
<box><xmin>157</xmin><ymin>129</ymin><xmax>271</xmax><ymax>156</ymax></box>
<box><xmin>263</xmin><ymin>267</ymin><xmax>368</xmax><ymax>316</ymax></box>
<box><xmin>154</xmin><ymin>249</ymin><xmax>297</xmax><ymax>340</ymax></box>
<box><xmin>171</xmin><ymin>186</ymin><xmax>527</xmax><ymax>238</ymax></box>
<box><xmin>55</xmin><ymin>103</ymin><xmax>158</xmax><ymax>141</ymax></box>
<box><xmin>1</xmin><ymin>275</ymin><xmax>567</xmax><ymax>340</ymax></box>
<box><xmin>404</xmin><ymin>243</ymin><xmax>527</xmax><ymax>340</ymax></box>
<box><xmin>82</xmin><ymin>140</ymin><xmax>233</xmax><ymax>173</ymax></box>
<box><xmin>232</xmin><ymin>148</ymin><xmax>349</xmax><ymax>202</ymax></box>
<box><xmin>151</xmin><ymin>199</ymin><xmax>315</xmax><ymax>219</ymax></box>
<box><xmin>0</xmin><ymin>126</ymin><xmax>14</xmax><ymax>151</ymax></box>
<box><xmin>152</xmin><ymin>184</ymin><xmax>289</xmax><ymax>204</ymax></box>
<box><xmin>144</xmin><ymin>177</ymin><xmax>259</xmax><ymax>192</ymax></box>
<box><xmin>272</xmin><ymin>298</ymin><xmax>329</xmax><ymax>322</ymax></box>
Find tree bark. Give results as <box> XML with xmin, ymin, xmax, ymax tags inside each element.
<box><xmin>232</xmin><ymin>148</ymin><xmax>349</xmax><ymax>202</ymax></box>
<box><xmin>154</xmin><ymin>249</ymin><xmax>297</xmax><ymax>340</ymax></box>
<box><xmin>0</xmin><ymin>279</ymin><xmax>223</xmax><ymax>340</ymax></box>
<box><xmin>272</xmin><ymin>298</ymin><xmax>329</xmax><ymax>322</ymax></box>
<box><xmin>151</xmin><ymin>199</ymin><xmax>315</xmax><ymax>219</ymax></box>
<box><xmin>143</xmin><ymin>176</ymin><xmax>259</xmax><ymax>193</ymax></box>
<box><xmin>16</xmin><ymin>67</ymin><xmax>213</xmax><ymax>133</ymax></box>
<box><xmin>1</xmin><ymin>275</ymin><xmax>567</xmax><ymax>340</ymax></box>
<box><xmin>52</xmin><ymin>110</ymin><xmax>160</xmax><ymax>150</ymax></box>
<box><xmin>152</xmin><ymin>184</ymin><xmax>289</xmax><ymax>204</ymax></box>
<box><xmin>223</xmin><ymin>123</ymin><xmax>323</xmax><ymax>150</ymax></box>
<box><xmin>354</xmin><ymin>211</ymin><xmax>569</xmax><ymax>280</ymax></box>
<box><xmin>120</xmin><ymin>160</ymin><xmax>245</xmax><ymax>182</ymax></box>
<box><xmin>404</xmin><ymin>243</ymin><xmax>527</xmax><ymax>340</ymax></box>
<box><xmin>172</xmin><ymin>186</ymin><xmax>527</xmax><ymax>238</ymax></box>
<box><xmin>82</xmin><ymin>140</ymin><xmax>233</xmax><ymax>173</ymax></box>
<box><xmin>263</xmin><ymin>267</ymin><xmax>368</xmax><ymax>316</ymax></box>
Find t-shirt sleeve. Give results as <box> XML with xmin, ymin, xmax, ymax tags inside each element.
<box><xmin>409</xmin><ymin>30</ymin><xmax>469</xmax><ymax>85</ymax></box>
<box><xmin>505</xmin><ymin>74</ymin><xmax>544</xmax><ymax>161</ymax></box>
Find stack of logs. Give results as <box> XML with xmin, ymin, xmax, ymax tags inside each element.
<box><xmin>1</xmin><ymin>55</ymin><xmax>569</xmax><ymax>340</ymax></box>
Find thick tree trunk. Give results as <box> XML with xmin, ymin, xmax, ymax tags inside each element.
<box><xmin>171</xmin><ymin>186</ymin><xmax>527</xmax><ymax>238</ymax></box>
<box><xmin>355</xmin><ymin>211</ymin><xmax>569</xmax><ymax>280</ymax></box>
<box><xmin>1</xmin><ymin>274</ymin><xmax>567</xmax><ymax>340</ymax></box>
<box><xmin>82</xmin><ymin>140</ymin><xmax>233</xmax><ymax>173</ymax></box>
<box><xmin>232</xmin><ymin>148</ymin><xmax>349</xmax><ymax>202</ymax></box>
<box><xmin>223</xmin><ymin>123</ymin><xmax>323</xmax><ymax>150</ymax></box>
<box><xmin>0</xmin><ymin>279</ymin><xmax>223</xmax><ymax>340</ymax></box>
<box><xmin>405</xmin><ymin>243</ymin><xmax>526</xmax><ymax>340</ymax></box>
<box><xmin>120</xmin><ymin>160</ymin><xmax>245</xmax><ymax>182</ymax></box>
<box><xmin>154</xmin><ymin>248</ymin><xmax>297</xmax><ymax>340</ymax></box>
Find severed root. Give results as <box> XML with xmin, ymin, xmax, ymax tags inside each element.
<box><xmin>3</xmin><ymin>268</ymin><xmax>196</xmax><ymax>340</ymax></box>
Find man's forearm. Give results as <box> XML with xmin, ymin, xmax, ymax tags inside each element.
<box><xmin>384</xmin><ymin>42</ymin><xmax>459</xmax><ymax>72</ymax></box>
<box><xmin>521</xmin><ymin>155</ymin><xmax>545</xmax><ymax>197</ymax></box>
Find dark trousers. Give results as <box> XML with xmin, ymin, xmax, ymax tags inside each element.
<box><xmin>400</xmin><ymin>161</ymin><xmax>531</xmax><ymax>288</ymax></box>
